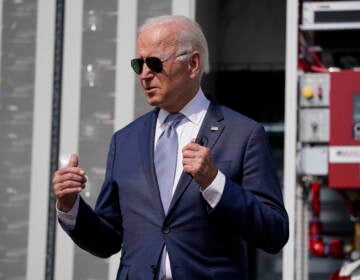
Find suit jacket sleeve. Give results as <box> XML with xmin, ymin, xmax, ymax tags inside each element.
<box><xmin>60</xmin><ymin>134</ymin><xmax>123</xmax><ymax>258</ymax></box>
<box><xmin>209</xmin><ymin>123</ymin><xmax>289</xmax><ymax>254</ymax></box>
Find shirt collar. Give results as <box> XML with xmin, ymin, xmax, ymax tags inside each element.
<box><xmin>157</xmin><ymin>88</ymin><xmax>210</xmax><ymax>126</ymax></box>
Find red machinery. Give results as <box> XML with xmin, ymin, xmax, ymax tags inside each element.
<box><xmin>299</xmin><ymin>70</ymin><xmax>360</xmax><ymax>279</ymax></box>
<box><xmin>329</xmin><ymin>71</ymin><xmax>360</xmax><ymax>189</ymax></box>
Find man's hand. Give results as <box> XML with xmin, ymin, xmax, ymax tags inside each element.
<box><xmin>182</xmin><ymin>141</ymin><xmax>218</xmax><ymax>189</ymax></box>
<box><xmin>53</xmin><ymin>154</ymin><xmax>87</xmax><ymax>212</ymax></box>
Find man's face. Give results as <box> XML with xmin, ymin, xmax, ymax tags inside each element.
<box><xmin>135</xmin><ymin>25</ymin><xmax>195</xmax><ymax>113</ymax></box>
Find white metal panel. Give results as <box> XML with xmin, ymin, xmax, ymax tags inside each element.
<box><xmin>113</xmin><ymin>0</ymin><xmax>137</xmax><ymax>132</ymax></box>
<box><xmin>54</xmin><ymin>1</ymin><xmax>84</xmax><ymax>280</ymax></box>
<box><xmin>109</xmin><ymin>0</ymin><xmax>138</xmax><ymax>279</ymax></box>
<box><xmin>0</xmin><ymin>0</ymin><xmax>2</xmax><ymax>82</ymax></box>
<box><xmin>283</xmin><ymin>0</ymin><xmax>299</xmax><ymax>279</ymax></box>
<box><xmin>26</xmin><ymin>0</ymin><xmax>55</xmax><ymax>278</ymax></box>
<box><xmin>300</xmin><ymin>23</ymin><xmax>360</xmax><ymax>30</ymax></box>
<box><xmin>172</xmin><ymin>0</ymin><xmax>195</xmax><ymax>18</ymax></box>
<box><xmin>298</xmin><ymin>146</ymin><xmax>328</xmax><ymax>175</ymax></box>
<box><xmin>299</xmin><ymin>108</ymin><xmax>329</xmax><ymax>142</ymax></box>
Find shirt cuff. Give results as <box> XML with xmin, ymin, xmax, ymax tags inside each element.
<box><xmin>201</xmin><ymin>170</ymin><xmax>225</xmax><ymax>208</ymax></box>
<box><xmin>56</xmin><ymin>195</ymin><xmax>80</xmax><ymax>230</ymax></box>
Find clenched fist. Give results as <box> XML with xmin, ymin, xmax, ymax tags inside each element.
<box><xmin>182</xmin><ymin>141</ymin><xmax>218</xmax><ymax>189</ymax></box>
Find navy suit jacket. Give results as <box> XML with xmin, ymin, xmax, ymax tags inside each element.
<box><xmin>63</xmin><ymin>102</ymin><xmax>289</xmax><ymax>280</ymax></box>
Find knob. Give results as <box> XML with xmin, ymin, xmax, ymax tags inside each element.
<box><xmin>302</xmin><ymin>86</ymin><xmax>314</xmax><ymax>99</ymax></box>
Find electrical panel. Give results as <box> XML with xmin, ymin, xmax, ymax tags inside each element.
<box><xmin>299</xmin><ymin>108</ymin><xmax>329</xmax><ymax>142</ymax></box>
<box><xmin>299</xmin><ymin>73</ymin><xmax>330</xmax><ymax>107</ymax></box>
<box><xmin>298</xmin><ymin>146</ymin><xmax>328</xmax><ymax>175</ymax></box>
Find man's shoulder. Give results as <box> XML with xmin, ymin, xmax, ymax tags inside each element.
<box><xmin>212</xmin><ymin>102</ymin><xmax>259</xmax><ymax>129</ymax></box>
<box><xmin>113</xmin><ymin>109</ymin><xmax>157</xmax><ymax>136</ymax></box>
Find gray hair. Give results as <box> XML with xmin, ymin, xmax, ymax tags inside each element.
<box><xmin>138</xmin><ymin>15</ymin><xmax>210</xmax><ymax>77</ymax></box>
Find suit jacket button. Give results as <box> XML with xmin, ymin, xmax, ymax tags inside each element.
<box><xmin>162</xmin><ymin>226</ymin><xmax>170</xmax><ymax>234</ymax></box>
<box><xmin>150</xmin><ymin>264</ymin><xmax>157</xmax><ymax>274</ymax></box>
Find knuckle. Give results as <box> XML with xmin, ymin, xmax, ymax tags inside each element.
<box><xmin>64</xmin><ymin>181</ymin><xmax>72</xmax><ymax>188</ymax></box>
<box><xmin>53</xmin><ymin>174</ymin><xmax>61</xmax><ymax>183</ymax></box>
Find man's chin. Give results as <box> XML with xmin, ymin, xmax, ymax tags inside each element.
<box><xmin>144</xmin><ymin>92</ymin><xmax>165</xmax><ymax>108</ymax></box>
<box><xmin>146</xmin><ymin>97</ymin><xmax>161</xmax><ymax>107</ymax></box>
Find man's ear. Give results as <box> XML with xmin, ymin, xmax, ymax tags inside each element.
<box><xmin>188</xmin><ymin>51</ymin><xmax>201</xmax><ymax>79</ymax></box>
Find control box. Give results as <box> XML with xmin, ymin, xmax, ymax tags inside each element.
<box><xmin>299</xmin><ymin>108</ymin><xmax>329</xmax><ymax>143</ymax></box>
<box><xmin>299</xmin><ymin>73</ymin><xmax>330</xmax><ymax>143</ymax></box>
<box><xmin>298</xmin><ymin>146</ymin><xmax>328</xmax><ymax>175</ymax></box>
<box><xmin>299</xmin><ymin>73</ymin><xmax>330</xmax><ymax>107</ymax></box>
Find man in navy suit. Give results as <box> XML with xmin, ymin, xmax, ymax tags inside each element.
<box><xmin>53</xmin><ymin>15</ymin><xmax>289</xmax><ymax>280</ymax></box>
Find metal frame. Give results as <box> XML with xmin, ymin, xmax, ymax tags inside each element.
<box><xmin>282</xmin><ymin>0</ymin><xmax>299</xmax><ymax>279</ymax></box>
<box><xmin>54</xmin><ymin>0</ymin><xmax>84</xmax><ymax>279</ymax></box>
<box><xmin>26</xmin><ymin>0</ymin><xmax>56</xmax><ymax>279</ymax></box>
<box><xmin>295</xmin><ymin>184</ymin><xmax>309</xmax><ymax>280</ymax></box>
<box><xmin>300</xmin><ymin>23</ymin><xmax>360</xmax><ymax>30</ymax></box>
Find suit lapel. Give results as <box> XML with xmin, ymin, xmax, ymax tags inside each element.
<box><xmin>167</xmin><ymin>102</ymin><xmax>225</xmax><ymax>216</ymax></box>
<box><xmin>138</xmin><ymin>108</ymin><xmax>166</xmax><ymax>216</ymax></box>
<box><xmin>195</xmin><ymin>102</ymin><xmax>225</xmax><ymax>150</ymax></box>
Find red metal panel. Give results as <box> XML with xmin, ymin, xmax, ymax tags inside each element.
<box><xmin>329</xmin><ymin>164</ymin><xmax>360</xmax><ymax>188</ymax></box>
<box><xmin>329</xmin><ymin>70</ymin><xmax>360</xmax><ymax>189</ymax></box>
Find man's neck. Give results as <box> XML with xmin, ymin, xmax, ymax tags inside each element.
<box><xmin>167</xmin><ymin>86</ymin><xmax>200</xmax><ymax>113</ymax></box>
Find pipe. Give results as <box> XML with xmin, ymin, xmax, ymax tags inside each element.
<box><xmin>308</xmin><ymin>180</ymin><xmax>345</xmax><ymax>259</ymax></box>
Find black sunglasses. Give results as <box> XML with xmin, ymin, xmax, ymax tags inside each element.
<box><xmin>130</xmin><ymin>51</ymin><xmax>192</xmax><ymax>75</ymax></box>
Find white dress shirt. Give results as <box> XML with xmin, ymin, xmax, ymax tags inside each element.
<box><xmin>57</xmin><ymin>89</ymin><xmax>225</xmax><ymax>279</ymax></box>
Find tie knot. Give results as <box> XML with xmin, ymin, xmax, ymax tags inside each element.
<box><xmin>163</xmin><ymin>113</ymin><xmax>185</xmax><ymax>129</ymax></box>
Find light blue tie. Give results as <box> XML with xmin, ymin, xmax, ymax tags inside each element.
<box><xmin>155</xmin><ymin>113</ymin><xmax>184</xmax><ymax>213</ymax></box>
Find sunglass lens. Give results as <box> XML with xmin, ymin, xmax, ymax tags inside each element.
<box><xmin>146</xmin><ymin>57</ymin><xmax>163</xmax><ymax>73</ymax></box>
<box><xmin>131</xmin><ymin>58</ymin><xmax>143</xmax><ymax>74</ymax></box>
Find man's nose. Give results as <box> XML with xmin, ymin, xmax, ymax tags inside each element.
<box><xmin>139</xmin><ymin>63</ymin><xmax>154</xmax><ymax>80</ymax></box>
